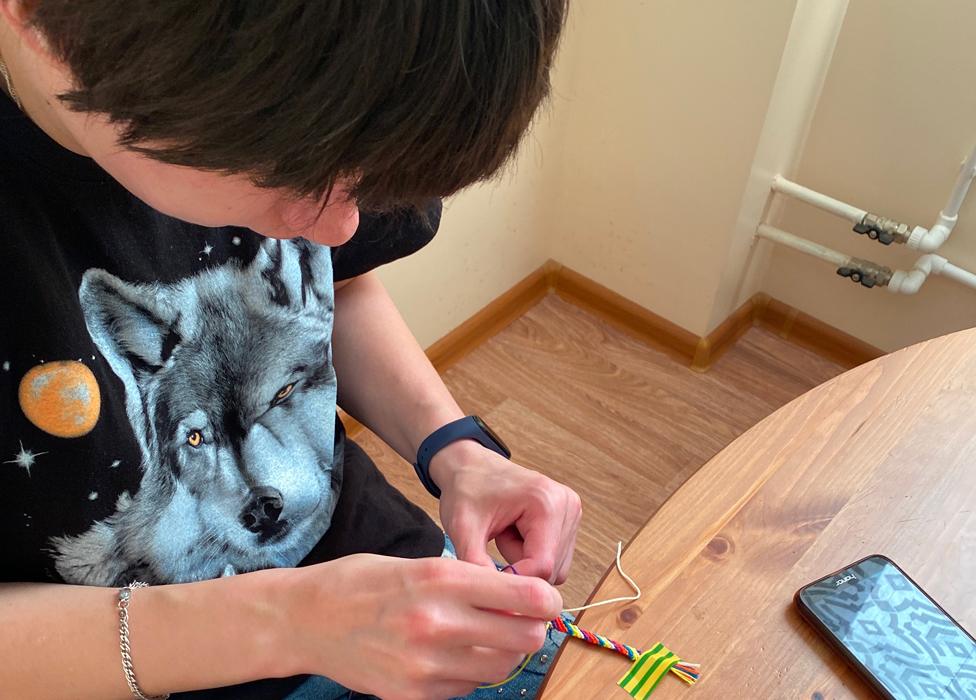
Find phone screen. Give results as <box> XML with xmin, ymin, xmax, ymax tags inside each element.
<box><xmin>797</xmin><ymin>555</ymin><xmax>976</xmax><ymax>698</ymax></box>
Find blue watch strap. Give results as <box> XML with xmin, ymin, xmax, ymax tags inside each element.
<box><xmin>414</xmin><ymin>416</ymin><xmax>511</xmax><ymax>498</ymax></box>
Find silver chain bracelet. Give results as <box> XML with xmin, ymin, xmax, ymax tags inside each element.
<box><xmin>118</xmin><ymin>581</ymin><xmax>170</xmax><ymax>700</ymax></box>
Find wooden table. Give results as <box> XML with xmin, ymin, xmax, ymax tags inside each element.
<box><xmin>540</xmin><ymin>328</ymin><xmax>976</xmax><ymax>698</ymax></box>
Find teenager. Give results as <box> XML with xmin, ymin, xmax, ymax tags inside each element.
<box><xmin>0</xmin><ymin>2</ymin><xmax>580</xmax><ymax>698</ymax></box>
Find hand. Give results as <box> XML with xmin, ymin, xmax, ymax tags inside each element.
<box><xmin>283</xmin><ymin>554</ymin><xmax>563</xmax><ymax>700</ymax></box>
<box><xmin>432</xmin><ymin>441</ymin><xmax>583</xmax><ymax>584</ymax></box>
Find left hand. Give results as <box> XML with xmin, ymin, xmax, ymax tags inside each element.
<box><xmin>430</xmin><ymin>441</ymin><xmax>582</xmax><ymax>584</ymax></box>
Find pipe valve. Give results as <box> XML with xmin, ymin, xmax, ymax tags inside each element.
<box><xmin>836</xmin><ymin>257</ymin><xmax>893</xmax><ymax>288</ymax></box>
<box><xmin>852</xmin><ymin>213</ymin><xmax>911</xmax><ymax>246</ymax></box>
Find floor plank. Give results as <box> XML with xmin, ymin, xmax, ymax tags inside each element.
<box><xmin>350</xmin><ymin>294</ymin><xmax>846</xmax><ymax>608</ymax></box>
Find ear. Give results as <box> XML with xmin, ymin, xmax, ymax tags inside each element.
<box><xmin>0</xmin><ymin>1</ymin><xmax>32</xmax><ymax>36</ymax></box>
<box><xmin>251</xmin><ymin>238</ymin><xmax>334</xmax><ymax>312</ymax></box>
<box><xmin>0</xmin><ymin>1</ymin><xmax>58</xmax><ymax>63</ymax></box>
<box><xmin>79</xmin><ymin>269</ymin><xmax>182</xmax><ymax>373</ymax></box>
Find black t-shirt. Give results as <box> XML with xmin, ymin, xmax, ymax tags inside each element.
<box><xmin>0</xmin><ymin>91</ymin><xmax>445</xmax><ymax>697</ymax></box>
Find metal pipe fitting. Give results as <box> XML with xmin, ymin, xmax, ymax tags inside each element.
<box><xmin>835</xmin><ymin>257</ymin><xmax>893</xmax><ymax>289</ymax></box>
<box><xmin>852</xmin><ymin>213</ymin><xmax>912</xmax><ymax>246</ymax></box>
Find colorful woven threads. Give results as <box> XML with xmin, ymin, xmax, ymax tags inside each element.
<box><xmin>669</xmin><ymin>661</ymin><xmax>701</xmax><ymax>685</ymax></box>
<box><xmin>483</xmin><ymin>545</ymin><xmax>700</xmax><ymax>695</ymax></box>
<box><xmin>549</xmin><ymin>616</ymin><xmax>641</xmax><ymax>661</ymax></box>
<box><xmin>550</xmin><ymin>618</ymin><xmax>701</xmax><ymax>696</ymax></box>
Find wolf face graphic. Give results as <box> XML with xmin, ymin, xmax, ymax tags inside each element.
<box><xmin>49</xmin><ymin>238</ymin><xmax>341</xmax><ymax>586</ymax></box>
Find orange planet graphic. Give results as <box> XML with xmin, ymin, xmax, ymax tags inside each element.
<box><xmin>18</xmin><ymin>361</ymin><xmax>101</xmax><ymax>438</ymax></box>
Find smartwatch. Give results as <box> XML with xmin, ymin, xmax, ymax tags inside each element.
<box><xmin>414</xmin><ymin>416</ymin><xmax>511</xmax><ymax>498</ymax></box>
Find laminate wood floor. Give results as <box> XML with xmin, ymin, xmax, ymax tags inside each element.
<box><xmin>351</xmin><ymin>294</ymin><xmax>846</xmax><ymax>608</ymax></box>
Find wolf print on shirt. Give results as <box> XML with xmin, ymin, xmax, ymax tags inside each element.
<box><xmin>48</xmin><ymin>238</ymin><xmax>342</xmax><ymax>586</ymax></box>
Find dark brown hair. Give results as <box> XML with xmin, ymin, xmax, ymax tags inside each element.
<box><xmin>29</xmin><ymin>1</ymin><xmax>567</xmax><ymax>210</ymax></box>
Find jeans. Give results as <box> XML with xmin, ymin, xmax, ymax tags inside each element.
<box><xmin>283</xmin><ymin>535</ymin><xmax>572</xmax><ymax>700</ymax></box>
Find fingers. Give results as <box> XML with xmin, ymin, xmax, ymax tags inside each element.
<box><xmin>422</xmin><ymin>646</ymin><xmax>534</xmax><ymax>700</ymax></box>
<box><xmin>438</xmin><ymin>645</ymin><xmax>536</xmax><ymax>686</ymax></box>
<box><xmin>468</xmin><ymin>607</ymin><xmax>551</xmax><ymax>654</ymax></box>
<box><xmin>494</xmin><ymin>524</ymin><xmax>525</xmax><ymax>565</ymax></box>
<box><xmin>510</xmin><ymin>514</ymin><xmax>562</xmax><ymax>582</ymax></box>
<box><xmin>472</xmin><ymin>572</ymin><xmax>563</xmax><ymax>621</ymax></box>
<box><xmin>512</xmin><ymin>483</ymin><xmax>583</xmax><ymax>584</ymax></box>
<box><xmin>495</xmin><ymin>503</ymin><xmax>576</xmax><ymax>584</ymax></box>
<box><xmin>414</xmin><ymin>557</ymin><xmax>562</xmax><ymax>626</ymax></box>
<box><xmin>444</xmin><ymin>459</ymin><xmax>582</xmax><ymax>588</ymax></box>
<box><xmin>447</xmin><ymin>508</ymin><xmax>497</xmax><ymax>569</ymax></box>
<box><xmin>552</xmin><ymin>492</ymin><xmax>582</xmax><ymax>585</ymax></box>
<box><xmin>553</xmin><ymin>523</ymin><xmax>579</xmax><ymax>585</ymax></box>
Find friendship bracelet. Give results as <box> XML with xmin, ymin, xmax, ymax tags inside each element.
<box><xmin>118</xmin><ymin>581</ymin><xmax>170</xmax><ymax>700</ymax></box>
<box><xmin>483</xmin><ymin>543</ymin><xmax>701</xmax><ymax>697</ymax></box>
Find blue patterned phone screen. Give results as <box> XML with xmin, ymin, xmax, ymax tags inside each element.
<box><xmin>799</xmin><ymin>556</ymin><xmax>976</xmax><ymax>699</ymax></box>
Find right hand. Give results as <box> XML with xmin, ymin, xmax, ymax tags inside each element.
<box><xmin>282</xmin><ymin>553</ymin><xmax>563</xmax><ymax>700</ymax></box>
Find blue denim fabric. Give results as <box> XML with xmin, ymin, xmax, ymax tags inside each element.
<box><xmin>283</xmin><ymin>535</ymin><xmax>571</xmax><ymax>700</ymax></box>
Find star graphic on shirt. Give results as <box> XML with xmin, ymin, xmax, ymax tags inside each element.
<box><xmin>1</xmin><ymin>360</ymin><xmax>8</xmax><ymax>371</ymax></box>
<box><xmin>4</xmin><ymin>441</ymin><xmax>48</xmax><ymax>477</ymax></box>
<box><xmin>200</xmin><ymin>243</ymin><xmax>214</xmax><ymax>256</ymax></box>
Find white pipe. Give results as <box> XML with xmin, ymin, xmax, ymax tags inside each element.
<box><xmin>887</xmin><ymin>255</ymin><xmax>943</xmax><ymax>294</ymax></box>
<box><xmin>938</xmin><ymin>260</ymin><xmax>976</xmax><ymax>289</ymax></box>
<box><xmin>943</xmin><ymin>146</ymin><xmax>976</xmax><ymax>220</ymax></box>
<box><xmin>756</xmin><ymin>225</ymin><xmax>976</xmax><ymax>295</ymax></box>
<box><xmin>771</xmin><ymin>175</ymin><xmax>867</xmax><ymax>224</ymax></box>
<box><xmin>710</xmin><ymin>0</ymin><xmax>848</xmax><ymax>328</ymax></box>
<box><xmin>756</xmin><ymin>224</ymin><xmax>850</xmax><ymax>266</ymax></box>
<box><xmin>907</xmin><ymin>145</ymin><xmax>976</xmax><ymax>252</ymax></box>
<box><xmin>885</xmin><ymin>254</ymin><xmax>976</xmax><ymax>294</ymax></box>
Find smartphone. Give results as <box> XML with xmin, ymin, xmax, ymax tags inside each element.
<box><xmin>795</xmin><ymin>554</ymin><xmax>976</xmax><ymax>699</ymax></box>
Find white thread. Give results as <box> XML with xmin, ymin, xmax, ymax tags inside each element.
<box><xmin>562</xmin><ymin>541</ymin><xmax>641</xmax><ymax>613</ymax></box>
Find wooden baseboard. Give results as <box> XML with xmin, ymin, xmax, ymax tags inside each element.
<box><xmin>340</xmin><ymin>260</ymin><xmax>884</xmax><ymax>439</ymax></box>
<box><xmin>691</xmin><ymin>295</ymin><xmax>766</xmax><ymax>371</ymax></box>
<box><xmin>426</xmin><ymin>259</ymin><xmax>560</xmax><ymax>372</ymax></box>
<box><xmin>757</xmin><ymin>295</ymin><xmax>884</xmax><ymax>368</ymax></box>
<box><xmin>549</xmin><ymin>262</ymin><xmax>700</xmax><ymax>364</ymax></box>
<box><xmin>549</xmin><ymin>270</ymin><xmax>883</xmax><ymax>370</ymax></box>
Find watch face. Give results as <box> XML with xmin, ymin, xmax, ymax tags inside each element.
<box><xmin>472</xmin><ymin>415</ymin><xmax>510</xmax><ymax>456</ymax></box>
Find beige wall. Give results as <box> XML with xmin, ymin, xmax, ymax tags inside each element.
<box><xmin>384</xmin><ymin>2</ymin><xmax>976</xmax><ymax>354</ymax></box>
<box><xmin>763</xmin><ymin>0</ymin><xmax>976</xmax><ymax>352</ymax></box>
<box><xmin>376</xmin><ymin>156</ymin><xmax>553</xmax><ymax>349</ymax></box>
<box><xmin>539</xmin><ymin>0</ymin><xmax>797</xmax><ymax>336</ymax></box>
<box><xmin>382</xmin><ymin>0</ymin><xmax>799</xmax><ymax>345</ymax></box>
